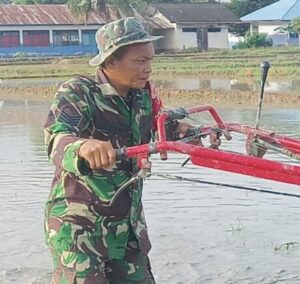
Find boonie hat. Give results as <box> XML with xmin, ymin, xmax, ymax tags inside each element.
<box><xmin>89</xmin><ymin>17</ymin><xmax>163</xmax><ymax>66</ymax></box>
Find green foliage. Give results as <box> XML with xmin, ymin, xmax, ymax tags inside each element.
<box><xmin>226</xmin><ymin>0</ymin><xmax>256</xmax><ymax>17</ymax></box>
<box><xmin>151</xmin><ymin>0</ymin><xmax>211</xmax><ymax>2</ymax></box>
<box><xmin>94</xmin><ymin>0</ymin><xmax>132</xmax><ymax>16</ymax></box>
<box><xmin>235</xmin><ymin>32</ymin><xmax>273</xmax><ymax>49</ymax></box>
<box><xmin>292</xmin><ymin>17</ymin><xmax>300</xmax><ymax>34</ymax></box>
<box><xmin>14</xmin><ymin>51</ymin><xmax>27</xmax><ymax>59</ymax></box>
<box><xmin>13</xmin><ymin>0</ymin><xmax>34</xmax><ymax>3</ymax></box>
<box><xmin>130</xmin><ymin>0</ymin><xmax>151</xmax><ymax>7</ymax></box>
<box><xmin>274</xmin><ymin>24</ymin><xmax>295</xmax><ymax>34</ymax></box>
<box><xmin>228</xmin><ymin>23</ymin><xmax>250</xmax><ymax>37</ymax></box>
<box><xmin>226</xmin><ymin>0</ymin><xmax>277</xmax><ymax>17</ymax></box>
<box><xmin>272</xmin><ymin>18</ymin><xmax>300</xmax><ymax>45</ymax></box>
<box><xmin>2</xmin><ymin>47</ymin><xmax>300</xmax><ymax>79</ymax></box>
<box><xmin>38</xmin><ymin>0</ymin><xmax>67</xmax><ymax>3</ymax></box>
<box><xmin>13</xmin><ymin>0</ymin><xmax>66</xmax><ymax>3</ymax></box>
<box><xmin>67</xmin><ymin>0</ymin><xmax>91</xmax><ymax>21</ymax></box>
<box><xmin>66</xmin><ymin>0</ymin><xmax>142</xmax><ymax>19</ymax></box>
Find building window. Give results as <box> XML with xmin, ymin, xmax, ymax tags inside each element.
<box><xmin>82</xmin><ymin>30</ymin><xmax>97</xmax><ymax>46</ymax></box>
<box><xmin>23</xmin><ymin>30</ymin><xmax>50</xmax><ymax>47</ymax></box>
<box><xmin>53</xmin><ymin>30</ymin><xmax>79</xmax><ymax>46</ymax></box>
<box><xmin>0</xmin><ymin>31</ymin><xmax>20</xmax><ymax>48</ymax></box>
<box><xmin>182</xmin><ymin>28</ymin><xmax>197</xmax><ymax>33</ymax></box>
<box><xmin>208</xmin><ymin>28</ymin><xmax>221</xmax><ymax>32</ymax></box>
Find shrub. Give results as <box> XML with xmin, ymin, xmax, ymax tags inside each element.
<box><xmin>236</xmin><ymin>32</ymin><xmax>273</xmax><ymax>49</ymax></box>
<box><xmin>14</xmin><ymin>52</ymin><xmax>27</xmax><ymax>59</ymax></box>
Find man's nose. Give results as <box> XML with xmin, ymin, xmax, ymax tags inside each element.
<box><xmin>144</xmin><ymin>62</ymin><xmax>152</xmax><ymax>74</ymax></box>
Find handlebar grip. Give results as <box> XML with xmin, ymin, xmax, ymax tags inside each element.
<box><xmin>82</xmin><ymin>148</ymin><xmax>127</xmax><ymax>173</ymax></box>
<box><xmin>172</xmin><ymin>127</ymin><xmax>202</xmax><ymax>141</ymax></box>
<box><xmin>167</xmin><ymin>107</ymin><xmax>189</xmax><ymax>120</ymax></box>
<box><xmin>115</xmin><ymin>147</ymin><xmax>127</xmax><ymax>161</ymax></box>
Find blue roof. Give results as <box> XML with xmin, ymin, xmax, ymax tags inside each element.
<box><xmin>241</xmin><ymin>0</ymin><xmax>300</xmax><ymax>21</ymax></box>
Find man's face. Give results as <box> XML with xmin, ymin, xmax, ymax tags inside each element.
<box><xmin>109</xmin><ymin>42</ymin><xmax>155</xmax><ymax>89</ymax></box>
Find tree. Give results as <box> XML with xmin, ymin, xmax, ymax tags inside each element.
<box><xmin>228</xmin><ymin>22</ymin><xmax>250</xmax><ymax>38</ymax></box>
<box><xmin>151</xmin><ymin>0</ymin><xmax>212</xmax><ymax>2</ymax></box>
<box><xmin>67</xmin><ymin>0</ymin><xmax>145</xmax><ymax>23</ymax></box>
<box><xmin>226</xmin><ymin>0</ymin><xmax>277</xmax><ymax>18</ymax></box>
<box><xmin>38</xmin><ymin>0</ymin><xmax>67</xmax><ymax>3</ymax></box>
<box><xmin>66</xmin><ymin>0</ymin><xmax>92</xmax><ymax>22</ymax></box>
<box><xmin>235</xmin><ymin>31</ymin><xmax>272</xmax><ymax>48</ymax></box>
<box><xmin>292</xmin><ymin>17</ymin><xmax>300</xmax><ymax>34</ymax></box>
<box><xmin>291</xmin><ymin>17</ymin><xmax>300</xmax><ymax>45</ymax></box>
<box><xmin>66</xmin><ymin>0</ymin><xmax>210</xmax><ymax>20</ymax></box>
<box><xmin>13</xmin><ymin>0</ymin><xmax>66</xmax><ymax>3</ymax></box>
<box><xmin>13</xmin><ymin>0</ymin><xmax>34</xmax><ymax>3</ymax></box>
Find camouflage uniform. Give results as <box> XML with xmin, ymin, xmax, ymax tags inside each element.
<box><xmin>44</xmin><ymin>17</ymin><xmax>166</xmax><ymax>284</ymax></box>
<box><xmin>44</xmin><ymin>68</ymin><xmax>162</xmax><ymax>283</ymax></box>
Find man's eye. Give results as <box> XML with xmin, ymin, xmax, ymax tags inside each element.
<box><xmin>137</xmin><ymin>59</ymin><xmax>146</xmax><ymax>63</ymax></box>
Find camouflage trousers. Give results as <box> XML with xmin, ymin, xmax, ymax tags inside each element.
<box><xmin>49</xmin><ymin>238</ymin><xmax>155</xmax><ymax>284</ymax></box>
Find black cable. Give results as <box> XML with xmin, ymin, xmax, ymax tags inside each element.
<box><xmin>151</xmin><ymin>173</ymin><xmax>300</xmax><ymax>199</ymax></box>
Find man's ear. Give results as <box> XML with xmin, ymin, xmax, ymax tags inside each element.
<box><xmin>104</xmin><ymin>56</ymin><xmax>116</xmax><ymax>71</ymax></box>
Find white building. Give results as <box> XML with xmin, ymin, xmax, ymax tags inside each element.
<box><xmin>0</xmin><ymin>3</ymin><xmax>240</xmax><ymax>57</ymax></box>
<box><xmin>241</xmin><ymin>0</ymin><xmax>300</xmax><ymax>46</ymax></box>
<box><xmin>147</xmin><ymin>3</ymin><xmax>240</xmax><ymax>51</ymax></box>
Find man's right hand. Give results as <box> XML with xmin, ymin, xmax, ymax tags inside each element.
<box><xmin>78</xmin><ymin>139</ymin><xmax>116</xmax><ymax>170</ymax></box>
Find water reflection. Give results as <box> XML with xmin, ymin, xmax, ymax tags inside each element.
<box><xmin>1</xmin><ymin>77</ymin><xmax>300</xmax><ymax>94</ymax></box>
<box><xmin>154</xmin><ymin>77</ymin><xmax>300</xmax><ymax>94</ymax></box>
<box><xmin>0</xmin><ymin>100</ymin><xmax>300</xmax><ymax>283</ymax></box>
<box><xmin>0</xmin><ymin>78</ymin><xmax>65</xmax><ymax>88</ymax></box>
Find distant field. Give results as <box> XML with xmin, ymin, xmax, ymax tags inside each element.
<box><xmin>154</xmin><ymin>46</ymin><xmax>300</xmax><ymax>77</ymax></box>
<box><xmin>1</xmin><ymin>84</ymin><xmax>299</xmax><ymax>109</ymax></box>
<box><xmin>0</xmin><ymin>46</ymin><xmax>300</xmax><ymax>79</ymax></box>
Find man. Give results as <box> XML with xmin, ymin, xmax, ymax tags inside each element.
<box><xmin>44</xmin><ymin>17</ymin><xmax>188</xmax><ymax>283</ymax></box>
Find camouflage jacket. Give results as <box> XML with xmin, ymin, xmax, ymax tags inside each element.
<box><xmin>44</xmin><ymin>69</ymin><xmax>162</xmax><ymax>260</ymax></box>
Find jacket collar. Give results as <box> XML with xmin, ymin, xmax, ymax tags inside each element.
<box><xmin>95</xmin><ymin>68</ymin><xmax>120</xmax><ymax>97</ymax></box>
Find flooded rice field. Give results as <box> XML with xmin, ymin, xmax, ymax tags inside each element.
<box><xmin>1</xmin><ymin>76</ymin><xmax>300</xmax><ymax>95</ymax></box>
<box><xmin>0</xmin><ymin>100</ymin><xmax>300</xmax><ymax>283</ymax></box>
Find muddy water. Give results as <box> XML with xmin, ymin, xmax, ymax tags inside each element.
<box><xmin>0</xmin><ymin>100</ymin><xmax>300</xmax><ymax>284</ymax></box>
<box><xmin>154</xmin><ymin>77</ymin><xmax>300</xmax><ymax>94</ymax></box>
<box><xmin>1</xmin><ymin>77</ymin><xmax>300</xmax><ymax>94</ymax></box>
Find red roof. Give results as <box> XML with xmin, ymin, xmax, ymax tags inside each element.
<box><xmin>0</xmin><ymin>4</ymin><xmax>113</xmax><ymax>26</ymax></box>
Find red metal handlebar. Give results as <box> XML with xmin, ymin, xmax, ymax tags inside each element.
<box><xmin>119</xmin><ymin>105</ymin><xmax>300</xmax><ymax>186</ymax></box>
<box><xmin>121</xmin><ymin>141</ymin><xmax>300</xmax><ymax>185</ymax></box>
